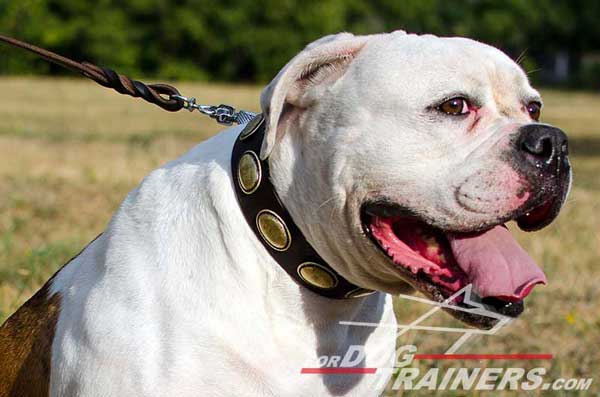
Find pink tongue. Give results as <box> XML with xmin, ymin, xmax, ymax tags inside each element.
<box><xmin>447</xmin><ymin>225</ymin><xmax>546</xmax><ymax>301</ymax></box>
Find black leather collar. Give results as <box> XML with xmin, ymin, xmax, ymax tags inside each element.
<box><xmin>231</xmin><ymin>114</ymin><xmax>375</xmax><ymax>299</ymax></box>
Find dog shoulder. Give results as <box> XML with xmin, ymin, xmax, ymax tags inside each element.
<box><xmin>0</xmin><ymin>233</ymin><xmax>103</xmax><ymax>397</ymax></box>
<box><xmin>0</xmin><ymin>281</ymin><xmax>60</xmax><ymax>397</ymax></box>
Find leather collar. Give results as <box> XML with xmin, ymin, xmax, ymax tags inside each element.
<box><xmin>231</xmin><ymin>114</ymin><xmax>375</xmax><ymax>299</ymax></box>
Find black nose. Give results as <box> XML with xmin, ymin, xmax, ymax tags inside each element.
<box><xmin>517</xmin><ymin>124</ymin><xmax>568</xmax><ymax>166</ymax></box>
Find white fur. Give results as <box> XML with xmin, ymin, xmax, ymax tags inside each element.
<box><xmin>49</xmin><ymin>128</ymin><xmax>396</xmax><ymax>396</ymax></box>
<box><xmin>47</xmin><ymin>31</ymin><xmax>554</xmax><ymax>396</ymax></box>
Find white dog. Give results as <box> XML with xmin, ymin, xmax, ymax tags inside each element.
<box><xmin>0</xmin><ymin>31</ymin><xmax>570</xmax><ymax>397</ymax></box>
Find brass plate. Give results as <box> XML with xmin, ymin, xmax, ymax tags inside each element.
<box><xmin>256</xmin><ymin>210</ymin><xmax>291</xmax><ymax>251</ymax></box>
<box><xmin>238</xmin><ymin>150</ymin><xmax>261</xmax><ymax>194</ymax></box>
<box><xmin>238</xmin><ymin>114</ymin><xmax>264</xmax><ymax>141</ymax></box>
<box><xmin>345</xmin><ymin>288</ymin><xmax>376</xmax><ymax>298</ymax></box>
<box><xmin>297</xmin><ymin>262</ymin><xmax>338</xmax><ymax>290</ymax></box>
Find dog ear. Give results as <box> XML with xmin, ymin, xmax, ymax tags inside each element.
<box><xmin>259</xmin><ymin>32</ymin><xmax>372</xmax><ymax>159</ymax></box>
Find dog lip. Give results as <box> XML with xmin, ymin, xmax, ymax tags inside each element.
<box><xmin>362</xmin><ymin>200</ymin><xmax>512</xmax><ymax>234</ymax></box>
<box><xmin>362</xmin><ymin>200</ymin><xmax>419</xmax><ymax>218</ymax></box>
<box><xmin>515</xmin><ymin>192</ymin><xmax>565</xmax><ymax>232</ymax></box>
<box><xmin>481</xmin><ymin>297</ymin><xmax>525</xmax><ymax>318</ymax></box>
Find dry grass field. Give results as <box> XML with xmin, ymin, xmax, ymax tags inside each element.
<box><xmin>0</xmin><ymin>77</ymin><xmax>598</xmax><ymax>395</ymax></box>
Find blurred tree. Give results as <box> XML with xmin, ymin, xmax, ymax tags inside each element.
<box><xmin>0</xmin><ymin>0</ymin><xmax>598</xmax><ymax>86</ymax></box>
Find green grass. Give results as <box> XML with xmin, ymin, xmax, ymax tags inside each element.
<box><xmin>0</xmin><ymin>78</ymin><xmax>598</xmax><ymax>395</ymax></box>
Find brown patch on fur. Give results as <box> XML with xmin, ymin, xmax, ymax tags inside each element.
<box><xmin>0</xmin><ymin>282</ymin><xmax>61</xmax><ymax>397</ymax></box>
<box><xmin>0</xmin><ymin>234</ymin><xmax>100</xmax><ymax>397</ymax></box>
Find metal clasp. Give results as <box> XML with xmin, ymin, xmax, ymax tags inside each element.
<box><xmin>171</xmin><ymin>95</ymin><xmax>256</xmax><ymax>126</ymax></box>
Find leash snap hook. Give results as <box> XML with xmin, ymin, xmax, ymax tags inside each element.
<box><xmin>213</xmin><ymin>104</ymin><xmax>236</xmax><ymax>125</ymax></box>
<box><xmin>171</xmin><ymin>94</ymin><xmax>200</xmax><ymax>112</ymax></box>
<box><xmin>170</xmin><ymin>94</ymin><xmax>257</xmax><ymax>126</ymax></box>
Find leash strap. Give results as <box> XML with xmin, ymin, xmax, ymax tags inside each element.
<box><xmin>231</xmin><ymin>114</ymin><xmax>376</xmax><ymax>299</ymax></box>
<box><xmin>0</xmin><ymin>34</ymin><xmax>183</xmax><ymax>111</ymax></box>
<box><xmin>0</xmin><ymin>34</ymin><xmax>256</xmax><ymax>123</ymax></box>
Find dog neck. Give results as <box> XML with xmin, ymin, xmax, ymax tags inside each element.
<box><xmin>231</xmin><ymin>115</ymin><xmax>375</xmax><ymax>300</ymax></box>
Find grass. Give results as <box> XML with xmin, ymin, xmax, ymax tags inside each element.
<box><xmin>0</xmin><ymin>77</ymin><xmax>598</xmax><ymax>395</ymax></box>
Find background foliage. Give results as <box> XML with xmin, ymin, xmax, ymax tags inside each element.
<box><xmin>0</xmin><ymin>0</ymin><xmax>599</xmax><ymax>86</ymax></box>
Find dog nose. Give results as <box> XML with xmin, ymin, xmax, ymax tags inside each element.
<box><xmin>517</xmin><ymin>124</ymin><xmax>568</xmax><ymax>166</ymax></box>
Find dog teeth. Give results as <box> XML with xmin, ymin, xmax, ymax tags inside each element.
<box><xmin>426</xmin><ymin>245</ymin><xmax>439</xmax><ymax>257</ymax></box>
<box><xmin>436</xmin><ymin>268</ymin><xmax>452</xmax><ymax>277</ymax></box>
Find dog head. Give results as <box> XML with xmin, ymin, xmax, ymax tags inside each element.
<box><xmin>260</xmin><ymin>32</ymin><xmax>571</xmax><ymax>328</ymax></box>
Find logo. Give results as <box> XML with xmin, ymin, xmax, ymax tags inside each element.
<box><xmin>300</xmin><ymin>285</ymin><xmax>594</xmax><ymax>393</ymax></box>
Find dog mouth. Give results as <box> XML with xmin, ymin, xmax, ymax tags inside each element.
<box><xmin>360</xmin><ymin>197</ymin><xmax>561</xmax><ymax>328</ymax></box>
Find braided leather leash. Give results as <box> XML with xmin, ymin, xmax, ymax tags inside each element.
<box><xmin>0</xmin><ymin>34</ymin><xmax>256</xmax><ymax>124</ymax></box>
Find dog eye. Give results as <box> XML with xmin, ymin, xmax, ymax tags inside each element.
<box><xmin>526</xmin><ymin>101</ymin><xmax>542</xmax><ymax>121</ymax></box>
<box><xmin>438</xmin><ymin>97</ymin><xmax>469</xmax><ymax>116</ymax></box>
